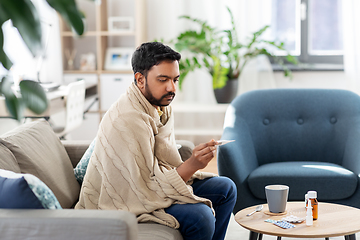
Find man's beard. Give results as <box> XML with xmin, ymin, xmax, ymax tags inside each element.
<box><xmin>144</xmin><ymin>80</ymin><xmax>175</xmax><ymax>106</ymax></box>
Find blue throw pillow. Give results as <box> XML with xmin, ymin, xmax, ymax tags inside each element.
<box><xmin>0</xmin><ymin>169</ymin><xmax>62</xmax><ymax>209</ymax></box>
<box><xmin>74</xmin><ymin>138</ymin><xmax>96</xmax><ymax>184</ymax></box>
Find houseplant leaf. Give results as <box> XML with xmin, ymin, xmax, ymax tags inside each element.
<box><xmin>0</xmin><ymin>27</ymin><xmax>12</xmax><ymax>70</ymax></box>
<box><xmin>176</xmin><ymin>30</ymin><xmax>211</xmax><ymax>54</ymax></box>
<box><xmin>211</xmin><ymin>55</ymin><xmax>229</xmax><ymax>89</ymax></box>
<box><xmin>0</xmin><ymin>0</ymin><xmax>43</xmax><ymax>57</ymax></box>
<box><xmin>0</xmin><ymin>6</ymin><xmax>12</xmax><ymax>70</ymax></box>
<box><xmin>19</xmin><ymin>80</ymin><xmax>48</xmax><ymax>115</ymax></box>
<box><xmin>4</xmin><ymin>95</ymin><xmax>24</xmax><ymax>121</ymax></box>
<box><xmin>0</xmin><ymin>76</ymin><xmax>24</xmax><ymax>120</ymax></box>
<box><xmin>47</xmin><ymin>0</ymin><xmax>84</xmax><ymax>35</ymax></box>
<box><xmin>247</xmin><ymin>25</ymin><xmax>270</xmax><ymax>49</ymax></box>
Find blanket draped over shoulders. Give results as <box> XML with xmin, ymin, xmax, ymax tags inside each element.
<box><xmin>75</xmin><ymin>82</ymin><xmax>216</xmax><ymax>228</ymax></box>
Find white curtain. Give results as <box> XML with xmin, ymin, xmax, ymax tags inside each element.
<box><xmin>146</xmin><ymin>0</ymin><xmax>275</xmax><ymax>103</ymax></box>
<box><xmin>238</xmin><ymin>55</ymin><xmax>276</xmax><ymax>95</ymax></box>
<box><xmin>342</xmin><ymin>0</ymin><xmax>360</xmax><ymax>94</ymax></box>
<box><xmin>235</xmin><ymin>0</ymin><xmax>277</xmax><ymax>95</ymax></box>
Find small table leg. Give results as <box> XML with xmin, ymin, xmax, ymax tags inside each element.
<box><xmin>249</xmin><ymin>231</ymin><xmax>263</xmax><ymax>240</ymax></box>
<box><xmin>345</xmin><ymin>234</ymin><xmax>356</xmax><ymax>240</ymax></box>
<box><xmin>249</xmin><ymin>231</ymin><xmax>258</xmax><ymax>240</ymax></box>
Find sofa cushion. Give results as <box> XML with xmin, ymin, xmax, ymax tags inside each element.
<box><xmin>0</xmin><ymin>169</ymin><xmax>62</xmax><ymax>209</ymax></box>
<box><xmin>0</xmin><ymin>120</ymin><xmax>80</xmax><ymax>208</ymax></box>
<box><xmin>138</xmin><ymin>223</ymin><xmax>183</xmax><ymax>240</ymax></box>
<box><xmin>248</xmin><ymin>161</ymin><xmax>358</xmax><ymax>201</ymax></box>
<box><xmin>74</xmin><ymin>138</ymin><xmax>96</xmax><ymax>184</ymax></box>
<box><xmin>0</xmin><ymin>142</ymin><xmax>20</xmax><ymax>173</ymax></box>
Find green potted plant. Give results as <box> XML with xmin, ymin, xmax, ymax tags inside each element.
<box><xmin>0</xmin><ymin>0</ymin><xmax>87</xmax><ymax>120</ymax></box>
<box><xmin>170</xmin><ymin>7</ymin><xmax>298</xmax><ymax>103</ymax></box>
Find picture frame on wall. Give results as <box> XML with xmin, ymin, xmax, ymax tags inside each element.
<box><xmin>104</xmin><ymin>48</ymin><xmax>133</xmax><ymax>70</ymax></box>
<box><xmin>108</xmin><ymin>16</ymin><xmax>134</xmax><ymax>33</ymax></box>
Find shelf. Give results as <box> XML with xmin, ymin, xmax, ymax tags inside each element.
<box><xmin>61</xmin><ymin>31</ymin><xmax>98</xmax><ymax>37</ymax></box>
<box><xmin>63</xmin><ymin>70</ymin><xmax>98</xmax><ymax>74</ymax></box>
<box><xmin>172</xmin><ymin>103</ymin><xmax>227</xmax><ymax>139</ymax></box>
<box><xmin>63</xmin><ymin>70</ymin><xmax>133</xmax><ymax>74</ymax></box>
<box><xmin>174</xmin><ymin>129</ymin><xmax>223</xmax><ymax>136</ymax></box>
<box><xmin>101</xmin><ymin>70</ymin><xmax>133</xmax><ymax>74</ymax></box>
<box><xmin>61</xmin><ymin>31</ymin><xmax>136</xmax><ymax>37</ymax></box>
<box><xmin>172</xmin><ymin>103</ymin><xmax>229</xmax><ymax>113</ymax></box>
<box><xmin>99</xmin><ymin>31</ymin><xmax>136</xmax><ymax>36</ymax></box>
<box><xmin>86</xmin><ymin>110</ymin><xmax>100</xmax><ymax>114</ymax></box>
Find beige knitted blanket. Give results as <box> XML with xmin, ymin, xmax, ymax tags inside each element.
<box><xmin>75</xmin><ymin>83</ymin><xmax>216</xmax><ymax>228</ymax></box>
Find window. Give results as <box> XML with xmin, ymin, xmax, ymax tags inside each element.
<box><xmin>267</xmin><ymin>0</ymin><xmax>343</xmax><ymax>65</ymax></box>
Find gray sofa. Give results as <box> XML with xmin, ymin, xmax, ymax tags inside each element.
<box><xmin>0</xmin><ymin>119</ymin><xmax>189</xmax><ymax>240</ymax></box>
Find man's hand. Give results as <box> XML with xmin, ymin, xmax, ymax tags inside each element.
<box><xmin>176</xmin><ymin>139</ymin><xmax>217</xmax><ymax>182</ymax></box>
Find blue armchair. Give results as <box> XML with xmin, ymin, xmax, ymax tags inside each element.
<box><xmin>218</xmin><ymin>89</ymin><xmax>360</xmax><ymax>213</ymax></box>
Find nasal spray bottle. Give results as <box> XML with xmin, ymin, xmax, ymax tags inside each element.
<box><xmin>306</xmin><ymin>200</ymin><xmax>313</xmax><ymax>226</ymax></box>
<box><xmin>307</xmin><ymin>191</ymin><xmax>318</xmax><ymax>220</ymax></box>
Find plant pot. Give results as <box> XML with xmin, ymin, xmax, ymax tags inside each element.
<box><xmin>214</xmin><ymin>79</ymin><xmax>238</xmax><ymax>103</ymax></box>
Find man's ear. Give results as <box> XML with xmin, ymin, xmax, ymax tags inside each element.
<box><xmin>135</xmin><ymin>72</ymin><xmax>145</xmax><ymax>89</ymax></box>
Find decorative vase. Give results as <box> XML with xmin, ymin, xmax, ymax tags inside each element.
<box><xmin>213</xmin><ymin>78</ymin><xmax>238</xmax><ymax>103</ymax></box>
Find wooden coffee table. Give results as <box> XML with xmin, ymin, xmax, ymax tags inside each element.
<box><xmin>235</xmin><ymin>202</ymin><xmax>360</xmax><ymax>240</ymax></box>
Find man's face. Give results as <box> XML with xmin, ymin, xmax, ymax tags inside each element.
<box><xmin>137</xmin><ymin>60</ymin><xmax>180</xmax><ymax>107</ymax></box>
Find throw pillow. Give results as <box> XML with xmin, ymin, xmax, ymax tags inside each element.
<box><xmin>0</xmin><ymin>142</ymin><xmax>21</xmax><ymax>173</ymax></box>
<box><xmin>74</xmin><ymin>138</ymin><xmax>96</xmax><ymax>184</ymax></box>
<box><xmin>0</xmin><ymin>120</ymin><xmax>80</xmax><ymax>208</ymax></box>
<box><xmin>0</xmin><ymin>169</ymin><xmax>62</xmax><ymax>209</ymax></box>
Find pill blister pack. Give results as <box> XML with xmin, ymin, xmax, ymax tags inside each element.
<box><xmin>281</xmin><ymin>215</ymin><xmax>305</xmax><ymax>223</ymax></box>
<box><xmin>265</xmin><ymin>219</ymin><xmax>296</xmax><ymax>229</ymax></box>
<box><xmin>274</xmin><ymin>221</ymin><xmax>296</xmax><ymax>229</ymax></box>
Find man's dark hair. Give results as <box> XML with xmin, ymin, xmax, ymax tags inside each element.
<box><xmin>131</xmin><ymin>42</ymin><xmax>181</xmax><ymax>83</ymax></box>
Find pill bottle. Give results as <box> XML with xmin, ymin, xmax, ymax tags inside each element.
<box><xmin>305</xmin><ymin>193</ymin><xmax>308</xmax><ymax>208</ymax></box>
<box><xmin>307</xmin><ymin>191</ymin><xmax>318</xmax><ymax>220</ymax></box>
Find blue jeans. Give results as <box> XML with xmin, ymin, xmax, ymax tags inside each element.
<box><xmin>165</xmin><ymin>176</ymin><xmax>237</xmax><ymax>240</ymax></box>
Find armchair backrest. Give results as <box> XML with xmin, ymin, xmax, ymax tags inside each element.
<box><xmin>224</xmin><ymin>89</ymin><xmax>360</xmax><ymax>166</ymax></box>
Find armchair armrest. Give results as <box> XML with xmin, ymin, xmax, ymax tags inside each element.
<box><xmin>217</xmin><ymin>120</ymin><xmax>262</xmax><ymax>212</ymax></box>
<box><xmin>342</xmin><ymin>128</ymin><xmax>360</xmax><ymax>174</ymax></box>
<box><xmin>0</xmin><ymin>209</ymin><xmax>138</xmax><ymax>240</ymax></box>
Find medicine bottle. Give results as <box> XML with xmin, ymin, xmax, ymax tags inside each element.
<box><xmin>307</xmin><ymin>191</ymin><xmax>318</xmax><ymax>220</ymax></box>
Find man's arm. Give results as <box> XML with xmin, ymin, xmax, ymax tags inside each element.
<box><xmin>176</xmin><ymin>140</ymin><xmax>217</xmax><ymax>182</ymax></box>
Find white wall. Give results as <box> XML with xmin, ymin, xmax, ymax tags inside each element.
<box><xmin>0</xmin><ymin>119</ymin><xmax>21</xmax><ymax>135</ymax></box>
<box><xmin>274</xmin><ymin>71</ymin><xmax>351</xmax><ymax>90</ymax></box>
